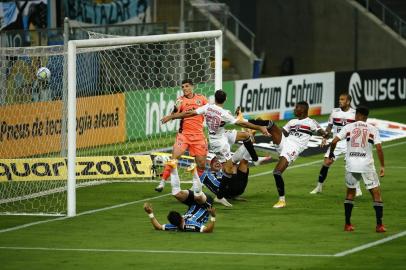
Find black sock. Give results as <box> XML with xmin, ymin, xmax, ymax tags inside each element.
<box><xmin>373</xmin><ymin>201</ymin><xmax>384</xmax><ymax>225</ymax></box>
<box><xmin>344</xmin><ymin>199</ymin><xmax>354</xmax><ymax>225</ymax></box>
<box><xmin>273</xmin><ymin>172</ymin><xmax>285</xmax><ymax>197</ymax></box>
<box><xmin>248</xmin><ymin>119</ymin><xmax>274</xmax><ymax>130</ymax></box>
<box><xmin>243</xmin><ymin>138</ymin><xmax>258</xmax><ymax>161</ymax></box>
<box><xmin>318</xmin><ymin>165</ymin><xmax>330</xmax><ymax>183</ymax></box>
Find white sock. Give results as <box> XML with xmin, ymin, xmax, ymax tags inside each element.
<box><xmin>242</xmin><ymin>149</ymin><xmax>251</xmax><ymax>161</ymax></box>
<box><xmin>317</xmin><ymin>182</ymin><xmax>323</xmax><ymax>188</ymax></box>
<box><xmin>279</xmin><ymin>196</ymin><xmax>285</xmax><ymax>201</ymax></box>
<box><xmin>159</xmin><ymin>179</ymin><xmax>166</xmax><ymax>186</ymax></box>
<box><xmin>232</xmin><ymin>145</ymin><xmax>247</xmax><ymax>163</ymax></box>
<box><xmin>192</xmin><ymin>169</ymin><xmax>203</xmax><ymax>195</ymax></box>
<box><xmin>170</xmin><ymin>168</ymin><xmax>181</xmax><ymax>195</ymax></box>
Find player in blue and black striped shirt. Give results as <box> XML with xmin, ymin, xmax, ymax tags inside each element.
<box><xmin>144</xmin><ymin>159</ymin><xmax>217</xmax><ymax>233</ymax></box>
<box><xmin>143</xmin><ymin>191</ymin><xmax>216</xmax><ymax>233</ymax></box>
<box><xmin>199</xmin><ymin>144</ymin><xmax>252</xmax><ymax>207</ymax></box>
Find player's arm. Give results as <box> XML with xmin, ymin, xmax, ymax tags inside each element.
<box><xmin>329</xmin><ymin>136</ymin><xmax>340</xmax><ymax>158</ymax></box>
<box><xmin>328</xmin><ymin>124</ymin><xmax>347</xmax><ymax>160</ymax></box>
<box><xmin>324</xmin><ymin>124</ymin><xmax>333</xmax><ymax>138</ymax></box>
<box><xmin>235</xmin><ymin>120</ymin><xmax>270</xmax><ymax>136</ymax></box>
<box><xmin>202</xmin><ymin>206</ymin><xmax>216</xmax><ymax>233</ymax></box>
<box><xmin>329</xmin><ymin>126</ymin><xmax>347</xmax><ymax>160</ymax></box>
<box><xmin>143</xmin><ymin>202</ymin><xmax>163</xmax><ymax>230</ymax></box>
<box><xmin>319</xmin><ymin>124</ymin><xmax>333</xmax><ymax>147</ymax></box>
<box><xmin>161</xmin><ymin>110</ymin><xmax>198</xmax><ymax>124</ymax></box>
<box><xmin>375</xmin><ymin>143</ymin><xmax>385</xmax><ymax>177</ymax></box>
<box><xmin>315</xmin><ymin>127</ymin><xmax>329</xmax><ymax>139</ymax></box>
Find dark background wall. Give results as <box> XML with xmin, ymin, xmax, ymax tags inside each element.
<box><xmin>220</xmin><ymin>0</ymin><xmax>406</xmax><ymax>76</ymax></box>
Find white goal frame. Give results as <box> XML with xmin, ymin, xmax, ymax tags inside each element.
<box><xmin>67</xmin><ymin>30</ymin><xmax>223</xmax><ymax>217</ymax></box>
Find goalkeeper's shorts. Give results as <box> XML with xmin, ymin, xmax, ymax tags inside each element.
<box><xmin>174</xmin><ymin>133</ymin><xmax>208</xmax><ymax>156</ymax></box>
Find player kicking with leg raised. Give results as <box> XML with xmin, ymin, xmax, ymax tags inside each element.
<box><xmin>249</xmin><ymin>101</ymin><xmax>327</xmax><ymax>208</ymax></box>
<box><xmin>155</xmin><ymin>79</ymin><xmax>208</xmax><ymax>193</ymax></box>
<box><xmin>328</xmin><ymin>106</ymin><xmax>386</xmax><ymax>232</ymax></box>
<box><xmin>310</xmin><ymin>93</ymin><xmax>362</xmax><ymax>196</ymax></box>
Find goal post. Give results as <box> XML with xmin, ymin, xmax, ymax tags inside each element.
<box><xmin>66</xmin><ymin>30</ymin><xmax>223</xmax><ymax>217</ymax></box>
<box><xmin>0</xmin><ymin>30</ymin><xmax>222</xmax><ymax>216</ymax></box>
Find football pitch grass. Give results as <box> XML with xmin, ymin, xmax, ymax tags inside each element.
<box><xmin>1</xmin><ymin>107</ymin><xmax>406</xmax><ymax>269</ymax></box>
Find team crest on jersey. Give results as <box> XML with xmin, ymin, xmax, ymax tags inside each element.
<box><xmin>196</xmin><ymin>99</ymin><xmax>202</xmax><ymax>105</ymax></box>
<box><xmin>294</xmin><ymin>124</ymin><xmax>301</xmax><ymax>131</ymax></box>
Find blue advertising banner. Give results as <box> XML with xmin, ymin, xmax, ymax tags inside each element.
<box><xmin>0</xmin><ymin>0</ymin><xmax>47</xmax><ymax>31</ymax></box>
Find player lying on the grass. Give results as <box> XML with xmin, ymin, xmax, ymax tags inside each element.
<box><xmin>244</xmin><ymin>101</ymin><xmax>328</xmax><ymax>208</ymax></box>
<box><xmin>199</xmin><ymin>144</ymin><xmax>253</xmax><ymax>207</ymax></box>
<box><xmin>154</xmin><ymin>79</ymin><xmax>208</xmax><ymax>193</ymax></box>
<box><xmin>143</xmin><ymin>200</ymin><xmax>216</xmax><ymax>233</ymax></box>
<box><xmin>143</xmin><ymin>159</ymin><xmax>217</xmax><ymax>232</ymax></box>
<box><xmin>161</xmin><ymin>89</ymin><xmax>270</xmax><ymax>176</ymax></box>
<box><xmin>328</xmin><ymin>106</ymin><xmax>386</xmax><ymax>233</ymax></box>
<box><xmin>310</xmin><ymin>93</ymin><xmax>362</xmax><ymax>196</ymax></box>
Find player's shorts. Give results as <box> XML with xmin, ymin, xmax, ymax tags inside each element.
<box><xmin>345</xmin><ymin>171</ymin><xmax>380</xmax><ymax>190</ymax></box>
<box><xmin>227</xmin><ymin>169</ymin><xmax>249</xmax><ymax>197</ymax></box>
<box><xmin>324</xmin><ymin>141</ymin><xmax>346</xmax><ymax>159</ymax></box>
<box><xmin>209</xmin><ymin>130</ymin><xmax>237</xmax><ymax>163</ymax></box>
<box><xmin>275</xmin><ymin>136</ymin><xmax>303</xmax><ymax>164</ymax></box>
<box><xmin>182</xmin><ymin>190</ymin><xmax>213</xmax><ymax>207</ymax></box>
<box><xmin>173</xmin><ymin>133</ymin><xmax>208</xmax><ymax>157</ymax></box>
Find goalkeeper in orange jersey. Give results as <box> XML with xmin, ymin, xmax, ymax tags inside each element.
<box><xmin>154</xmin><ymin>79</ymin><xmax>208</xmax><ymax>192</ymax></box>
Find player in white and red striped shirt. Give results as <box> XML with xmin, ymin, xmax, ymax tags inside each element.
<box><xmin>310</xmin><ymin>93</ymin><xmax>362</xmax><ymax>196</ymax></box>
<box><xmin>328</xmin><ymin>106</ymin><xmax>386</xmax><ymax>233</ymax></box>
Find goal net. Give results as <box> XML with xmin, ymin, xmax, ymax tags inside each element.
<box><xmin>0</xmin><ymin>30</ymin><xmax>223</xmax><ymax>216</ymax></box>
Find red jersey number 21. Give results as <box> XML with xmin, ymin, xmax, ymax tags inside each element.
<box><xmin>351</xmin><ymin>128</ymin><xmax>368</xmax><ymax>148</ymax></box>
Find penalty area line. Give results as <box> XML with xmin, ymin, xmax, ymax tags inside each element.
<box><xmin>0</xmin><ymin>246</ymin><xmax>333</xmax><ymax>257</ymax></box>
<box><xmin>334</xmin><ymin>230</ymin><xmax>406</xmax><ymax>257</ymax></box>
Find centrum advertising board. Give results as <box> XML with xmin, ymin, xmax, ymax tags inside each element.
<box><xmin>235</xmin><ymin>72</ymin><xmax>335</xmax><ymax>120</ymax></box>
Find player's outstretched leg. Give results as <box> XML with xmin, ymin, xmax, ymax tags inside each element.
<box><xmin>310</xmin><ymin>160</ymin><xmax>332</xmax><ymax>194</ymax></box>
<box><xmin>248</xmin><ymin>119</ymin><xmax>283</xmax><ymax>145</ymax></box>
<box><xmin>155</xmin><ymin>163</ymin><xmax>172</xmax><ymax>192</ymax></box>
<box><xmin>355</xmin><ymin>182</ymin><xmax>363</xmax><ymax>197</ymax></box>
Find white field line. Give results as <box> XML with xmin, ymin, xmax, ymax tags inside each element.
<box><xmin>0</xmin><ymin>246</ymin><xmax>333</xmax><ymax>257</ymax></box>
<box><xmin>334</xmin><ymin>230</ymin><xmax>406</xmax><ymax>257</ymax></box>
